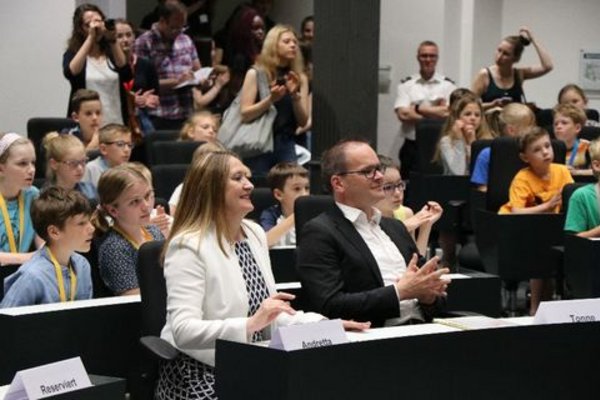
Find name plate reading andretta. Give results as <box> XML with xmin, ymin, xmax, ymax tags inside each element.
<box><xmin>534</xmin><ymin>298</ymin><xmax>600</xmax><ymax>325</ymax></box>
<box><xmin>269</xmin><ymin>319</ymin><xmax>348</xmax><ymax>351</ymax></box>
<box><xmin>4</xmin><ymin>357</ymin><xmax>92</xmax><ymax>399</ymax></box>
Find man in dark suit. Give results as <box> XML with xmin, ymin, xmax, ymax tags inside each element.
<box><xmin>296</xmin><ymin>139</ymin><xmax>450</xmax><ymax>327</ymax></box>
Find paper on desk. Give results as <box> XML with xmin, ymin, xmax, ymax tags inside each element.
<box><xmin>434</xmin><ymin>316</ymin><xmax>518</xmax><ymax>330</ymax></box>
<box><xmin>346</xmin><ymin>323</ymin><xmax>460</xmax><ymax>342</ymax></box>
<box><xmin>174</xmin><ymin>67</ymin><xmax>213</xmax><ymax>89</ymax></box>
<box><xmin>275</xmin><ymin>282</ymin><xmax>301</xmax><ymax>290</ymax></box>
<box><xmin>442</xmin><ymin>273</ymin><xmax>470</xmax><ymax>280</ymax></box>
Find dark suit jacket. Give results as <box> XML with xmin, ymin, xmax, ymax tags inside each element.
<box><xmin>297</xmin><ymin>204</ymin><xmax>438</xmax><ymax>327</ymax></box>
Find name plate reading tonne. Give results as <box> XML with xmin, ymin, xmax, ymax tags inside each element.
<box><xmin>4</xmin><ymin>357</ymin><xmax>92</xmax><ymax>400</ymax></box>
<box><xmin>269</xmin><ymin>319</ymin><xmax>348</xmax><ymax>351</ymax></box>
<box><xmin>534</xmin><ymin>298</ymin><xmax>600</xmax><ymax>325</ymax></box>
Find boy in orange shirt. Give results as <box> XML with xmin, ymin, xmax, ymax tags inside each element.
<box><xmin>499</xmin><ymin>127</ymin><xmax>573</xmax><ymax>314</ymax></box>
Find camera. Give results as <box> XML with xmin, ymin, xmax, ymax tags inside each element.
<box><xmin>105</xmin><ymin>19</ymin><xmax>116</xmax><ymax>31</ymax></box>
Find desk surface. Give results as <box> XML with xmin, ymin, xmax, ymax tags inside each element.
<box><xmin>216</xmin><ymin>319</ymin><xmax>599</xmax><ymax>400</ymax></box>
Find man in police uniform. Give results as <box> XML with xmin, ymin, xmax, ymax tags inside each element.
<box><xmin>394</xmin><ymin>41</ymin><xmax>456</xmax><ymax>178</ymax></box>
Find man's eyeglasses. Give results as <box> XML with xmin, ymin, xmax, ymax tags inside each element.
<box><xmin>383</xmin><ymin>181</ymin><xmax>406</xmax><ymax>194</ymax></box>
<box><xmin>60</xmin><ymin>158</ymin><xmax>88</xmax><ymax>168</ymax></box>
<box><xmin>337</xmin><ymin>164</ymin><xmax>386</xmax><ymax>180</ymax></box>
<box><xmin>104</xmin><ymin>140</ymin><xmax>135</xmax><ymax>149</ymax></box>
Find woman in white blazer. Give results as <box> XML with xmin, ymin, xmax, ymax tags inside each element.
<box><xmin>156</xmin><ymin>150</ymin><xmax>368</xmax><ymax>399</ymax></box>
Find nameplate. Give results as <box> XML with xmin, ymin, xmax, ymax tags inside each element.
<box><xmin>4</xmin><ymin>357</ymin><xmax>91</xmax><ymax>399</ymax></box>
<box><xmin>269</xmin><ymin>319</ymin><xmax>348</xmax><ymax>351</ymax></box>
<box><xmin>533</xmin><ymin>298</ymin><xmax>600</xmax><ymax>325</ymax></box>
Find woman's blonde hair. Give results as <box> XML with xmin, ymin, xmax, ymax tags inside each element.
<box><xmin>255</xmin><ymin>24</ymin><xmax>304</xmax><ymax>81</ymax></box>
<box><xmin>167</xmin><ymin>150</ymin><xmax>240</xmax><ymax>255</ymax></box>
<box><xmin>42</xmin><ymin>132</ymin><xmax>85</xmax><ymax>182</ymax></box>
<box><xmin>91</xmin><ymin>163</ymin><xmax>148</xmax><ymax>235</ymax></box>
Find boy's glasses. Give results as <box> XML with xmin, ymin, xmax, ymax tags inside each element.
<box><xmin>104</xmin><ymin>140</ymin><xmax>135</xmax><ymax>149</ymax></box>
<box><xmin>382</xmin><ymin>181</ymin><xmax>406</xmax><ymax>194</ymax></box>
<box><xmin>337</xmin><ymin>164</ymin><xmax>386</xmax><ymax>180</ymax></box>
<box><xmin>60</xmin><ymin>158</ymin><xmax>88</xmax><ymax>168</ymax></box>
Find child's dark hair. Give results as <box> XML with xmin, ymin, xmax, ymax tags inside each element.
<box><xmin>518</xmin><ymin>126</ymin><xmax>550</xmax><ymax>153</ymax></box>
<box><xmin>267</xmin><ymin>162</ymin><xmax>309</xmax><ymax>191</ymax></box>
<box><xmin>378</xmin><ymin>154</ymin><xmax>400</xmax><ymax>172</ymax></box>
<box><xmin>31</xmin><ymin>186</ymin><xmax>92</xmax><ymax>242</ymax></box>
<box><xmin>71</xmin><ymin>89</ymin><xmax>100</xmax><ymax>114</ymax></box>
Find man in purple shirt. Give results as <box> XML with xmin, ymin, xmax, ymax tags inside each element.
<box><xmin>134</xmin><ymin>1</ymin><xmax>201</xmax><ymax>129</ymax></box>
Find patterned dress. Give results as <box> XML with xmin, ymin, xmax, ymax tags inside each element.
<box><xmin>155</xmin><ymin>239</ymin><xmax>270</xmax><ymax>399</ymax></box>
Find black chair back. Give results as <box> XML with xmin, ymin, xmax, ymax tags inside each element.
<box><xmin>246</xmin><ymin>187</ymin><xmax>276</xmax><ymax>222</ymax></box>
<box><xmin>294</xmin><ymin>195</ymin><xmax>335</xmax><ymax>243</ymax></box>
<box><xmin>535</xmin><ymin>108</ymin><xmax>553</xmax><ymax>130</ymax></box>
<box><xmin>487</xmin><ymin>137</ymin><xmax>566</xmax><ymax>212</ymax></box>
<box><xmin>144</xmin><ymin>130</ymin><xmax>180</xmax><ymax>164</ymax></box>
<box><xmin>27</xmin><ymin>117</ymin><xmax>77</xmax><ymax>178</ymax></box>
<box><xmin>414</xmin><ymin>119</ymin><xmax>444</xmax><ymax>174</ymax></box>
<box><xmin>150</xmin><ymin>141</ymin><xmax>203</xmax><ymax>165</ymax></box>
<box><xmin>586</xmin><ymin>109</ymin><xmax>599</xmax><ymax>122</ymax></box>
<box><xmin>83</xmin><ymin>237</ymin><xmax>113</xmax><ymax>298</ymax></box>
<box><xmin>580</xmin><ymin>126</ymin><xmax>600</xmax><ymax>142</ymax></box>
<box><xmin>562</xmin><ymin>182</ymin><xmax>588</xmax><ymax>215</ymax></box>
<box><xmin>151</xmin><ymin>164</ymin><xmax>188</xmax><ymax>201</ymax></box>
<box><xmin>0</xmin><ymin>265</ymin><xmax>21</xmax><ymax>302</ymax></box>
<box><xmin>137</xmin><ymin>240</ymin><xmax>167</xmax><ymax>337</ymax></box>
<box><xmin>470</xmin><ymin>139</ymin><xmax>494</xmax><ymax>176</ymax></box>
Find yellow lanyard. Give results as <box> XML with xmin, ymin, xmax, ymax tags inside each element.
<box><xmin>112</xmin><ymin>225</ymin><xmax>152</xmax><ymax>250</ymax></box>
<box><xmin>47</xmin><ymin>247</ymin><xmax>77</xmax><ymax>302</ymax></box>
<box><xmin>0</xmin><ymin>192</ymin><xmax>24</xmax><ymax>253</ymax></box>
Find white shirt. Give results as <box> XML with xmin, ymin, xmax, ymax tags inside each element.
<box><xmin>86</xmin><ymin>56</ymin><xmax>123</xmax><ymax>125</ymax></box>
<box><xmin>394</xmin><ymin>72</ymin><xmax>456</xmax><ymax>141</ymax></box>
<box><xmin>336</xmin><ymin>203</ymin><xmax>423</xmax><ymax>324</ymax></box>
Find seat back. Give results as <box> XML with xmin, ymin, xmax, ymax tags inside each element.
<box><xmin>151</xmin><ymin>164</ymin><xmax>188</xmax><ymax>201</ymax></box>
<box><xmin>414</xmin><ymin>119</ymin><xmax>444</xmax><ymax>174</ymax></box>
<box><xmin>27</xmin><ymin>117</ymin><xmax>77</xmax><ymax>178</ymax></box>
<box><xmin>580</xmin><ymin>126</ymin><xmax>600</xmax><ymax>142</ymax></box>
<box><xmin>150</xmin><ymin>141</ymin><xmax>203</xmax><ymax>165</ymax></box>
<box><xmin>586</xmin><ymin>108</ymin><xmax>599</xmax><ymax>122</ymax></box>
<box><xmin>470</xmin><ymin>139</ymin><xmax>493</xmax><ymax>176</ymax></box>
<box><xmin>137</xmin><ymin>240</ymin><xmax>167</xmax><ymax>337</ymax></box>
<box><xmin>562</xmin><ymin>182</ymin><xmax>588</xmax><ymax>215</ymax></box>
<box><xmin>535</xmin><ymin>108</ymin><xmax>553</xmax><ymax>130</ymax></box>
<box><xmin>246</xmin><ymin>187</ymin><xmax>276</xmax><ymax>222</ymax></box>
<box><xmin>144</xmin><ymin>130</ymin><xmax>180</xmax><ymax>164</ymax></box>
<box><xmin>294</xmin><ymin>195</ymin><xmax>335</xmax><ymax>243</ymax></box>
<box><xmin>487</xmin><ymin>137</ymin><xmax>566</xmax><ymax>211</ymax></box>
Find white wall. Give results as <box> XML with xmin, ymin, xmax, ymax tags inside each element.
<box><xmin>502</xmin><ymin>0</ymin><xmax>600</xmax><ymax>110</ymax></box>
<box><xmin>377</xmin><ymin>0</ymin><xmax>600</xmax><ymax>160</ymax></box>
<box><xmin>0</xmin><ymin>0</ymin><xmax>75</xmax><ymax>135</ymax></box>
<box><xmin>377</xmin><ymin>0</ymin><xmax>446</xmax><ymax>160</ymax></box>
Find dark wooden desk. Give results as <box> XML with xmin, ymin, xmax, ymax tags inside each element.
<box><xmin>0</xmin><ymin>297</ymin><xmax>142</xmax><ymax>395</ymax></box>
<box><xmin>216</xmin><ymin>321</ymin><xmax>600</xmax><ymax>399</ymax></box>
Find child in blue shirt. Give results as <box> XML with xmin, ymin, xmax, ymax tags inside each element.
<box><xmin>259</xmin><ymin>162</ymin><xmax>310</xmax><ymax>247</ymax></box>
<box><xmin>2</xmin><ymin>187</ymin><xmax>94</xmax><ymax>307</ymax></box>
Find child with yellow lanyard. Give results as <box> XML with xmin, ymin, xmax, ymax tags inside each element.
<box><xmin>2</xmin><ymin>187</ymin><xmax>94</xmax><ymax>307</ymax></box>
<box><xmin>0</xmin><ymin>132</ymin><xmax>43</xmax><ymax>266</ymax></box>
<box><xmin>92</xmin><ymin>163</ymin><xmax>164</xmax><ymax>296</ymax></box>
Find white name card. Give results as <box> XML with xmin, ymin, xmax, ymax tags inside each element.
<box><xmin>269</xmin><ymin>319</ymin><xmax>348</xmax><ymax>351</ymax></box>
<box><xmin>533</xmin><ymin>298</ymin><xmax>600</xmax><ymax>325</ymax></box>
<box><xmin>4</xmin><ymin>357</ymin><xmax>92</xmax><ymax>400</ymax></box>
